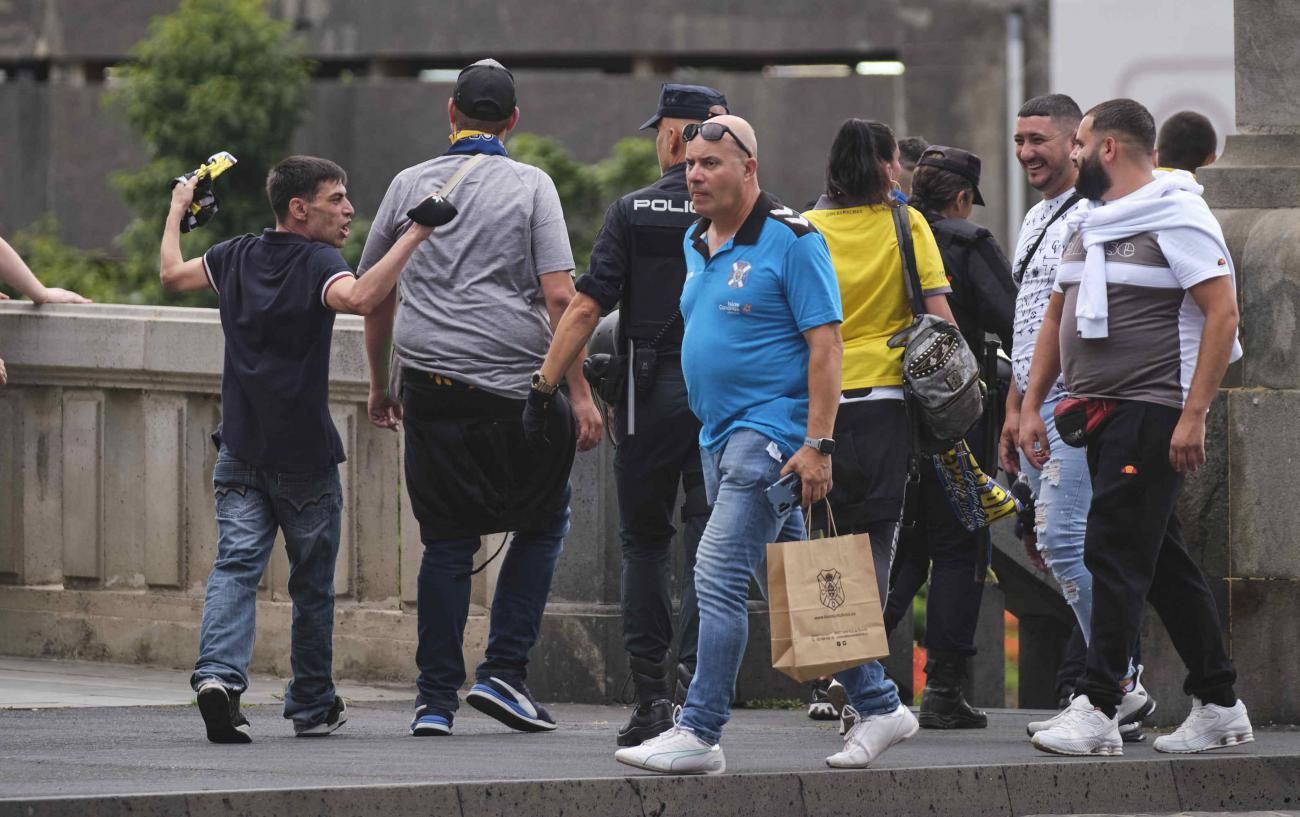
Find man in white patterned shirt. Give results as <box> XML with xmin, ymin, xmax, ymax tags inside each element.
<box><xmin>1000</xmin><ymin>94</ymin><xmax>1154</xmax><ymax>743</ymax></box>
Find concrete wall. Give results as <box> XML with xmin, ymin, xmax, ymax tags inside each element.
<box><xmin>0</xmin><ymin>302</ymin><xmax>815</xmax><ymax>703</ymax></box>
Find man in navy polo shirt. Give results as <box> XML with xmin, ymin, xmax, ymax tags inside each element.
<box><xmin>617</xmin><ymin>115</ymin><xmax>900</xmax><ymax>774</ymax></box>
<box><xmin>160</xmin><ymin>155</ymin><xmax>447</xmax><ymax>743</ymax></box>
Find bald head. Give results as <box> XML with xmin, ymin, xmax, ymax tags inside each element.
<box><xmin>706</xmin><ymin>114</ymin><xmax>758</xmax><ymax>160</ymax></box>
<box><xmin>685</xmin><ymin>114</ymin><xmax>761</xmax><ymax>225</ymax></box>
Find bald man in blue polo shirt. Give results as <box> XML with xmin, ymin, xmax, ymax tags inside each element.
<box><xmin>616</xmin><ymin>116</ymin><xmax>915</xmax><ymax>774</ymax></box>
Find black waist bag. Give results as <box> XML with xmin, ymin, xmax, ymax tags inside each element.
<box><xmin>400</xmin><ymin>374</ymin><xmax>576</xmax><ymax>539</ymax></box>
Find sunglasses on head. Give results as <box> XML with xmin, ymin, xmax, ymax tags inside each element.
<box><xmin>682</xmin><ymin>122</ymin><xmax>753</xmax><ymax>158</ymax></box>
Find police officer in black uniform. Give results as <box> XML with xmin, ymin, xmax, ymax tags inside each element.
<box><xmin>527</xmin><ymin>83</ymin><xmax>729</xmax><ymax>747</ymax></box>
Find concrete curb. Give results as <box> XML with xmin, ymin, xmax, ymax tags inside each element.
<box><xmin>2</xmin><ymin>755</ymin><xmax>1295</xmax><ymax>817</ymax></box>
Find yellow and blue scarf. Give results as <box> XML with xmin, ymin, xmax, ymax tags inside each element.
<box><xmin>447</xmin><ymin>129</ymin><xmax>509</xmax><ymax>157</ymax></box>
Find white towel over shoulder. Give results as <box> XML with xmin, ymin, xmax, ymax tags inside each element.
<box><xmin>1064</xmin><ymin>171</ymin><xmax>1239</xmax><ymax>363</ymax></box>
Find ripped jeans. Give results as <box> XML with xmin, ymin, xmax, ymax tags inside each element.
<box><xmin>191</xmin><ymin>445</ymin><xmax>343</xmax><ymax>727</ymax></box>
<box><xmin>1019</xmin><ymin>392</ymin><xmax>1094</xmax><ymax>643</ymax></box>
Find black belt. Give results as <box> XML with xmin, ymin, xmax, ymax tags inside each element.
<box><xmin>842</xmin><ymin>387</ymin><xmax>874</xmax><ymax>399</ymax></box>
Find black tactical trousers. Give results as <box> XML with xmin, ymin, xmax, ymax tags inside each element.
<box><xmin>615</xmin><ymin>361</ymin><xmax>709</xmax><ymax>670</ymax></box>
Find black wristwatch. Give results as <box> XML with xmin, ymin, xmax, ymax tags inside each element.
<box><xmin>804</xmin><ymin>436</ymin><xmax>836</xmax><ymax>456</ymax></box>
<box><xmin>531</xmin><ymin>370</ymin><xmax>559</xmax><ymax>395</ymax></box>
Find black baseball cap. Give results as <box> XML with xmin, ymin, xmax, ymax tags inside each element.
<box><xmin>639</xmin><ymin>83</ymin><xmax>730</xmax><ymax>131</ymax></box>
<box><xmin>918</xmin><ymin>146</ymin><xmax>987</xmax><ymax>206</ymax></box>
<box><xmin>453</xmin><ymin>58</ymin><xmax>517</xmax><ymax>121</ymax></box>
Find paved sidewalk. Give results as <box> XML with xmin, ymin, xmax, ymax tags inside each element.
<box><xmin>1</xmin><ymin>657</ymin><xmax>1296</xmax><ymax>817</ymax></box>
<box><xmin>0</xmin><ymin>656</ymin><xmax>408</xmax><ymax>709</ymax></box>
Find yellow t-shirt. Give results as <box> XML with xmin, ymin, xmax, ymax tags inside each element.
<box><xmin>803</xmin><ymin>204</ymin><xmax>950</xmax><ymax>389</ymax></box>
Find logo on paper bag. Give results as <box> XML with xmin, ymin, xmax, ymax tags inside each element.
<box><xmin>817</xmin><ymin>569</ymin><xmax>845</xmax><ymax>610</ymax></box>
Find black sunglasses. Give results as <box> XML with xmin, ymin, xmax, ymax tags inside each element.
<box><xmin>682</xmin><ymin>122</ymin><xmax>753</xmax><ymax>158</ymax></box>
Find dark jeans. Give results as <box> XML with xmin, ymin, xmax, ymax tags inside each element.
<box><xmin>401</xmin><ymin>379</ymin><xmax>573</xmax><ymax>716</ymax></box>
<box><xmin>1077</xmin><ymin>400</ymin><xmax>1236</xmax><ymax>714</ymax></box>
<box><xmin>884</xmin><ymin>420</ymin><xmax>993</xmax><ymax>657</ymax></box>
<box><xmin>192</xmin><ymin>446</ymin><xmax>342</xmax><ymax>726</ymax></box>
<box><xmin>615</xmin><ymin>361</ymin><xmax>706</xmax><ymax>669</ymax></box>
<box><xmin>410</xmin><ymin>485</ymin><xmax>571</xmax><ymax>715</ymax></box>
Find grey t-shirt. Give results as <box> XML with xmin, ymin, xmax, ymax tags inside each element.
<box><xmin>1055</xmin><ymin>221</ymin><xmax>1232</xmax><ymax>410</ymax></box>
<box><xmin>358</xmin><ymin>153</ymin><xmax>574</xmax><ymax>398</ymax></box>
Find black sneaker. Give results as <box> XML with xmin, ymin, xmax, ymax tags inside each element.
<box><xmin>617</xmin><ymin>699</ymin><xmax>675</xmax><ymax>747</ymax></box>
<box><xmin>808</xmin><ymin>678</ymin><xmax>838</xmax><ymax>721</ymax></box>
<box><xmin>466</xmin><ymin>677</ymin><xmax>556</xmax><ymax>732</ymax></box>
<box><xmin>294</xmin><ymin>696</ymin><xmax>347</xmax><ymax>737</ymax></box>
<box><xmin>197</xmin><ymin>680</ymin><xmax>252</xmax><ymax>744</ymax></box>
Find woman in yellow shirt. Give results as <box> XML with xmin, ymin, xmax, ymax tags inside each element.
<box><xmin>801</xmin><ymin>119</ymin><xmax>954</xmax><ymax>758</ymax></box>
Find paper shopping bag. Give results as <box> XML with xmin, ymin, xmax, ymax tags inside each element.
<box><xmin>768</xmin><ymin>525</ymin><xmax>889</xmax><ymax>683</ymax></box>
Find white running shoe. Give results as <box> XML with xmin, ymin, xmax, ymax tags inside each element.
<box><xmin>1117</xmin><ymin>665</ymin><xmax>1157</xmax><ymax>735</ymax></box>
<box><xmin>825</xmin><ymin>703</ymin><xmax>919</xmax><ymax>769</ymax></box>
<box><xmin>614</xmin><ymin>724</ymin><xmax>725</xmax><ymax>775</ymax></box>
<box><xmin>1026</xmin><ymin>702</ymin><xmax>1072</xmax><ymax>737</ymax></box>
<box><xmin>1030</xmin><ymin>695</ymin><xmax>1123</xmax><ymax>756</ymax></box>
<box><xmin>1028</xmin><ymin>667</ymin><xmax>1157</xmax><ymax>741</ymax></box>
<box><xmin>1153</xmin><ymin>698</ymin><xmax>1254</xmax><ymax>754</ymax></box>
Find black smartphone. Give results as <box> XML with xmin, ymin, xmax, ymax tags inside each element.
<box><xmin>763</xmin><ymin>472</ymin><xmax>802</xmax><ymax>515</ymax></box>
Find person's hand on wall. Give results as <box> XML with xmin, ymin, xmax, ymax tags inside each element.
<box><xmin>32</xmin><ymin>286</ymin><xmax>90</xmax><ymax>305</ymax></box>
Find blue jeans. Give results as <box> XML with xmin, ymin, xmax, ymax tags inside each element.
<box><xmin>1020</xmin><ymin>392</ymin><xmax>1094</xmax><ymax>642</ymax></box>
<box><xmin>680</xmin><ymin>430</ymin><xmax>900</xmax><ymax>745</ymax></box>
<box><xmin>191</xmin><ymin>446</ymin><xmax>342</xmax><ymax>726</ymax></box>
<box><xmin>414</xmin><ymin>484</ymin><xmax>571</xmax><ymax>716</ymax></box>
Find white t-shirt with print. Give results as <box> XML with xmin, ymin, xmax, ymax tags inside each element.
<box><xmin>1010</xmin><ymin>188</ymin><xmax>1079</xmax><ymax>396</ymax></box>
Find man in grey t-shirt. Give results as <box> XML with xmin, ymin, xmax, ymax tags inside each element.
<box><xmin>359</xmin><ymin>59</ymin><xmax>600</xmax><ymax>738</ymax></box>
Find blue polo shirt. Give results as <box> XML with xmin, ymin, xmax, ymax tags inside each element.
<box><xmin>203</xmin><ymin>230</ymin><xmax>355</xmax><ymax>472</ymax></box>
<box><xmin>680</xmin><ymin>192</ymin><xmax>842</xmax><ymax>457</ymax></box>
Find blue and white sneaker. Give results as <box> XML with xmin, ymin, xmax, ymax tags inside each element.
<box><xmin>466</xmin><ymin>677</ymin><xmax>557</xmax><ymax>733</ymax></box>
<box><xmin>410</xmin><ymin>705</ymin><xmax>453</xmax><ymax>737</ymax></box>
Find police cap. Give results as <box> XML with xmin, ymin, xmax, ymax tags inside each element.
<box><xmin>639</xmin><ymin>83</ymin><xmax>729</xmax><ymax>131</ymax></box>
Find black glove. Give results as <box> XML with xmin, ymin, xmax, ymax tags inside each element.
<box><xmin>406</xmin><ymin>194</ymin><xmax>458</xmax><ymax>227</ymax></box>
<box><xmin>522</xmin><ymin>387</ymin><xmax>567</xmax><ymax>449</ymax></box>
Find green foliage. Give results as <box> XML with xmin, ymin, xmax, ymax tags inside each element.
<box><xmin>25</xmin><ymin>0</ymin><xmax>315</xmax><ymax>306</ymax></box>
<box><xmin>509</xmin><ymin>134</ymin><xmax>660</xmax><ymax>274</ymax></box>
<box><xmin>106</xmin><ymin>0</ymin><xmax>311</xmax><ymax>244</ymax></box>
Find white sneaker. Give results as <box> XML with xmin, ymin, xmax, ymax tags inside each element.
<box><xmin>1153</xmin><ymin>698</ymin><xmax>1254</xmax><ymax>754</ymax></box>
<box><xmin>1026</xmin><ymin>701</ymin><xmax>1072</xmax><ymax>737</ymax></box>
<box><xmin>614</xmin><ymin>724</ymin><xmax>725</xmax><ymax>775</ymax></box>
<box><xmin>1030</xmin><ymin>695</ymin><xmax>1123</xmax><ymax>756</ymax></box>
<box><xmin>825</xmin><ymin>703</ymin><xmax>919</xmax><ymax>769</ymax></box>
<box><xmin>1117</xmin><ymin>664</ymin><xmax>1157</xmax><ymax>735</ymax></box>
<box><xmin>1028</xmin><ymin>667</ymin><xmax>1157</xmax><ymax>741</ymax></box>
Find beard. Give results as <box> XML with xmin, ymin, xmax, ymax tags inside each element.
<box><xmin>1075</xmin><ymin>150</ymin><xmax>1111</xmax><ymax>201</ymax></box>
